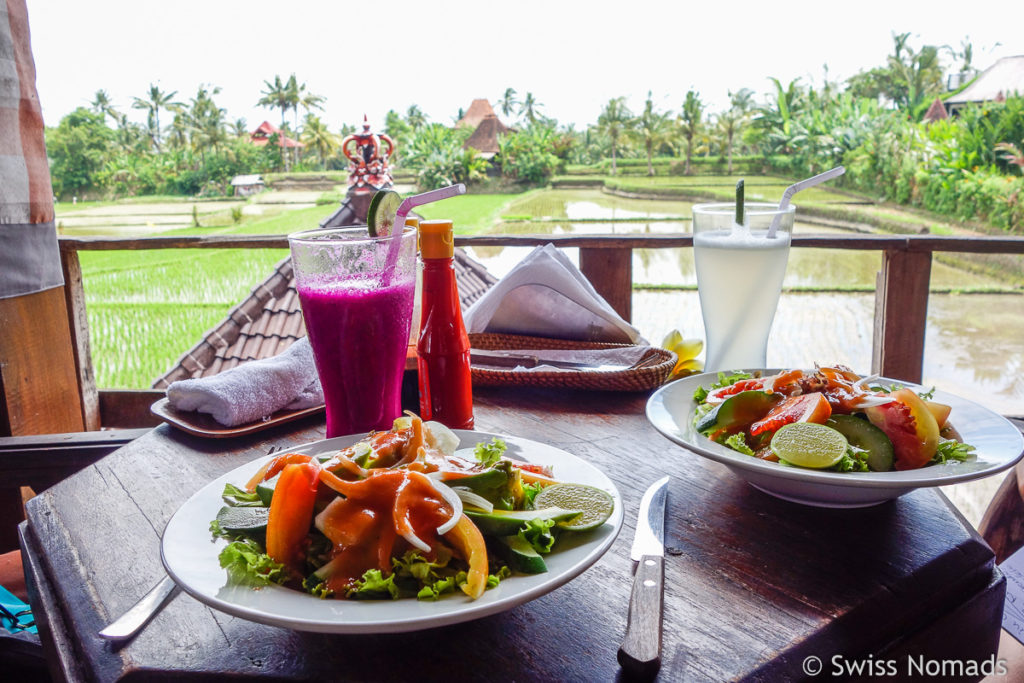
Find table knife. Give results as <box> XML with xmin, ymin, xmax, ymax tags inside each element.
<box><xmin>617</xmin><ymin>476</ymin><xmax>669</xmax><ymax>678</ymax></box>
<box><xmin>99</xmin><ymin>575</ymin><xmax>179</xmax><ymax>641</ymax></box>
<box><xmin>469</xmin><ymin>349</ymin><xmax>631</xmax><ymax>371</ymax></box>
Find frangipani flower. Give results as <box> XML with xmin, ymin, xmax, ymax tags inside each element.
<box><xmin>661</xmin><ymin>329</ymin><xmax>704</xmax><ymax>381</ymax></box>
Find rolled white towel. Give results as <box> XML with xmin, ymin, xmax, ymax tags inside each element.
<box><xmin>167</xmin><ymin>338</ymin><xmax>323</xmax><ymax>427</ymax></box>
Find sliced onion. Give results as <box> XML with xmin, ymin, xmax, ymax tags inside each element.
<box><xmin>853</xmin><ymin>394</ymin><xmax>896</xmax><ymax>408</ymax></box>
<box><xmin>401</xmin><ymin>529</ymin><xmax>432</xmax><ymax>553</ymax></box>
<box><xmin>853</xmin><ymin>374</ymin><xmax>881</xmax><ymax>390</ymax></box>
<box><xmin>427</xmin><ymin>478</ymin><xmax>464</xmax><ymax>535</ymax></box>
<box><xmin>424</xmin><ymin>421</ymin><xmax>460</xmax><ymax>455</ymax></box>
<box><xmin>451</xmin><ymin>487</ymin><xmax>494</xmax><ymax>513</ymax></box>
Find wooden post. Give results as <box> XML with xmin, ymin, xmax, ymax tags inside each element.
<box><xmin>579</xmin><ymin>246</ymin><xmax>632</xmax><ymax>322</ymax></box>
<box><xmin>872</xmin><ymin>248</ymin><xmax>932</xmax><ymax>383</ymax></box>
<box><xmin>60</xmin><ymin>248</ymin><xmax>101</xmax><ymax>430</ymax></box>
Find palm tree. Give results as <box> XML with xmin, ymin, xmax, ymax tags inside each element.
<box><xmin>132</xmin><ymin>84</ymin><xmax>180</xmax><ymax>151</ymax></box>
<box><xmin>679</xmin><ymin>90</ymin><xmax>703</xmax><ymax>174</ymax></box>
<box><xmin>91</xmin><ymin>90</ymin><xmax>118</xmax><ymax>125</ymax></box>
<box><xmin>301</xmin><ymin>114</ymin><xmax>341</xmax><ymax>169</ymax></box>
<box><xmin>717</xmin><ymin>88</ymin><xmax>755</xmax><ymax>174</ymax></box>
<box><xmin>634</xmin><ymin>92</ymin><xmax>672</xmax><ymax>176</ymax></box>
<box><xmin>286</xmin><ymin>75</ymin><xmax>324</xmax><ymax>169</ymax></box>
<box><xmin>406</xmin><ymin>104</ymin><xmax>427</xmax><ymax>131</ymax></box>
<box><xmin>520</xmin><ymin>92</ymin><xmax>543</xmax><ymax>125</ymax></box>
<box><xmin>231</xmin><ymin>118</ymin><xmax>249</xmax><ymax>139</ymax></box>
<box><xmin>258</xmin><ymin>75</ymin><xmax>293</xmax><ymax>169</ymax></box>
<box><xmin>498</xmin><ymin>88</ymin><xmax>518</xmax><ymax>120</ymax></box>
<box><xmin>596</xmin><ymin>97</ymin><xmax>633</xmax><ymax>175</ymax></box>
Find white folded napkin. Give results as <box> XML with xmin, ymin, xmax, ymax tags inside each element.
<box><xmin>166</xmin><ymin>337</ymin><xmax>323</xmax><ymax>427</ymax></box>
<box><xmin>463</xmin><ymin>243</ymin><xmax>644</xmax><ymax>344</ymax></box>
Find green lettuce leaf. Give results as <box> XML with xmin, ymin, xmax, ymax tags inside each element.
<box><xmin>518</xmin><ymin>517</ymin><xmax>557</xmax><ymax>554</ymax></box>
<box><xmin>474</xmin><ymin>438</ymin><xmax>507</xmax><ymax>467</ymax></box>
<box><xmin>218</xmin><ymin>539</ymin><xmax>287</xmax><ymax>586</ymax></box>
<box><xmin>349</xmin><ymin>569</ymin><xmax>400</xmax><ymax>600</ymax></box>
<box><xmin>221</xmin><ymin>483</ymin><xmax>264</xmax><ymax>507</ymax></box>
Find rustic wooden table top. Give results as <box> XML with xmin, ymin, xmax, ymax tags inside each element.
<box><xmin>21</xmin><ymin>384</ymin><xmax>1006</xmax><ymax>682</ymax></box>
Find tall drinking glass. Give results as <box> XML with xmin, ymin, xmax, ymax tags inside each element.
<box><xmin>288</xmin><ymin>226</ymin><xmax>417</xmax><ymax>437</ymax></box>
<box><xmin>692</xmin><ymin>203</ymin><xmax>795</xmax><ymax>372</ymax></box>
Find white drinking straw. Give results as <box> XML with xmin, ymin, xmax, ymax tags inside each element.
<box><xmin>767</xmin><ymin>166</ymin><xmax>846</xmax><ymax>238</ymax></box>
<box><xmin>383</xmin><ymin>183</ymin><xmax>467</xmax><ymax>282</ymax></box>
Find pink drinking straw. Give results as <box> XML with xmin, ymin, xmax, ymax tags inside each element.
<box><xmin>382</xmin><ymin>183</ymin><xmax>466</xmax><ymax>283</ymax></box>
<box><xmin>766</xmin><ymin>166</ymin><xmax>845</xmax><ymax>238</ymax></box>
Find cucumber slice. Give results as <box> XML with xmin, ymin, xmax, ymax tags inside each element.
<box><xmin>496</xmin><ymin>535</ymin><xmax>547</xmax><ymax>574</ymax></box>
<box><xmin>256</xmin><ymin>472</ymin><xmax>281</xmax><ymax>507</ymax></box>
<box><xmin>826</xmin><ymin>414</ymin><xmax>895</xmax><ymax>471</ymax></box>
<box><xmin>464</xmin><ymin>507</ymin><xmax>581</xmax><ymax>536</ymax></box>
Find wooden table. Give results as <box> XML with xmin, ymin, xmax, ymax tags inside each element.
<box><xmin>20</xmin><ymin>384</ymin><xmax>1006</xmax><ymax>682</ymax></box>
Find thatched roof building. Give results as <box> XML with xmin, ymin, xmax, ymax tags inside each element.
<box><xmin>456</xmin><ymin>99</ymin><xmax>501</xmax><ymax>130</ymax></box>
<box><xmin>922</xmin><ymin>97</ymin><xmax>949</xmax><ymax>123</ymax></box>
<box><xmin>945</xmin><ymin>55</ymin><xmax>1024</xmax><ymax>114</ymax></box>
<box><xmin>463</xmin><ymin>114</ymin><xmax>512</xmax><ymax>159</ymax></box>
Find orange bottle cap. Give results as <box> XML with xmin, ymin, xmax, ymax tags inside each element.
<box><xmin>419</xmin><ymin>219</ymin><xmax>454</xmax><ymax>259</ymax></box>
<box><xmin>404</xmin><ymin>216</ymin><xmax>420</xmax><ymax>228</ymax></box>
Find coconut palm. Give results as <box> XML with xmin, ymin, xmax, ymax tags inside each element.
<box><xmin>634</xmin><ymin>92</ymin><xmax>673</xmax><ymax>176</ymax></box>
<box><xmin>520</xmin><ymin>92</ymin><xmax>543</xmax><ymax>125</ymax></box>
<box><xmin>301</xmin><ymin>114</ymin><xmax>341</xmax><ymax>169</ymax></box>
<box><xmin>679</xmin><ymin>90</ymin><xmax>703</xmax><ymax>175</ymax></box>
<box><xmin>231</xmin><ymin>118</ymin><xmax>249</xmax><ymax>138</ymax></box>
<box><xmin>717</xmin><ymin>88</ymin><xmax>755</xmax><ymax>174</ymax></box>
<box><xmin>406</xmin><ymin>104</ymin><xmax>427</xmax><ymax>131</ymax></box>
<box><xmin>286</xmin><ymin>75</ymin><xmax>324</xmax><ymax>168</ymax></box>
<box><xmin>91</xmin><ymin>90</ymin><xmax>119</xmax><ymax>125</ymax></box>
<box><xmin>258</xmin><ymin>75</ymin><xmax>294</xmax><ymax>169</ymax></box>
<box><xmin>498</xmin><ymin>88</ymin><xmax>518</xmax><ymax>119</ymax></box>
<box><xmin>132</xmin><ymin>84</ymin><xmax>180</xmax><ymax>151</ymax></box>
<box><xmin>596</xmin><ymin>97</ymin><xmax>633</xmax><ymax>175</ymax></box>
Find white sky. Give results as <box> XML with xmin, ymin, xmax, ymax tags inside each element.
<box><xmin>27</xmin><ymin>0</ymin><xmax>1022</xmax><ymax>133</ymax></box>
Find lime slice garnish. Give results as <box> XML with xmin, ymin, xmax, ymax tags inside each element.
<box><xmin>533</xmin><ymin>483</ymin><xmax>614</xmax><ymax>531</ymax></box>
<box><xmin>769</xmin><ymin>422</ymin><xmax>849</xmax><ymax>469</ymax></box>
<box><xmin>366</xmin><ymin>190</ymin><xmax>402</xmax><ymax>237</ymax></box>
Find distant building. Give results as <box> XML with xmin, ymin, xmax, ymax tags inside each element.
<box><xmin>249</xmin><ymin>121</ymin><xmax>303</xmax><ymax>149</ymax></box>
<box><xmin>945</xmin><ymin>55</ymin><xmax>1024</xmax><ymax>115</ymax></box>
<box><xmin>456</xmin><ymin>99</ymin><xmax>505</xmax><ymax>130</ymax></box>
<box><xmin>922</xmin><ymin>97</ymin><xmax>949</xmax><ymax>123</ymax></box>
<box><xmin>463</xmin><ymin>114</ymin><xmax>512</xmax><ymax>159</ymax></box>
<box><xmin>230</xmin><ymin>174</ymin><xmax>265</xmax><ymax>197</ymax></box>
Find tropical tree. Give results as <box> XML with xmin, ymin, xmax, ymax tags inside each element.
<box><xmin>846</xmin><ymin>32</ymin><xmax>945</xmax><ymax>115</ymax></box>
<box><xmin>520</xmin><ymin>92</ymin><xmax>543</xmax><ymax>125</ymax></box>
<box><xmin>717</xmin><ymin>88</ymin><xmax>755</xmax><ymax>173</ymax></box>
<box><xmin>406</xmin><ymin>104</ymin><xmax>427</xmax><ymax>131</ymax></box>
<box><xmin>257</xmin><ymin>74</ymin><xmax>293</xmax><ymax>168</ymax></box>
<box><xmin>301</xmin><ymin>114</ymin><xmax>340</xmax><ymax>169</ymax></box>
<box><xmin>231</xmin><ymin>118</ymin><xmax>249</xmax><ymax>138</ymax></box>
<box><xmin>45</xmin><ymin>107</ymin><xmax>114</xmax><ymax>198</ymax></box>
<box><xmin>634</xmin><ymin>92</ymin><xmax>673</xmax><ymax>176</ymax></box>
<box><xmin>90</xmin><ymin>90</ymin><xmax>118</xmax><ymax>125</ymax></box>
<box><xmin>679</xmin><ymin>90</ymin><xmax>703</xmax><ymax>174</ymax></box>
<box><xmin>596</xmin><ymin>97</ymin><xmax>633</xmax><ymax>175</ymax></box>
<box><xmin>498</xmin><ymin>88</ymin><xmax>518</xmax><ymax>120</ymax></box>
<box><xmin>132</xmin><ymin>84</ymin><xmax>180</xmax><ymax>151</ymax></box>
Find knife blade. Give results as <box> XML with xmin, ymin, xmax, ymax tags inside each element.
<box><xmin>469</xmin><ymin>349</ymin><xmax>631</xmax><ymax>372</ymax></box>
<box><xmin>617</xmin><ymin>476</ymin><xmax>669</xmax><ymax>678</ymax></box>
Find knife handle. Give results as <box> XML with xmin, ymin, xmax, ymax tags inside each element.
<box><xmin>617</xmin><ymin>554</ymin><xmax>664</xmax><ymax>678</ymax></box>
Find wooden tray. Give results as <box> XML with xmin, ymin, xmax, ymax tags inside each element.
<box><xmin>150</xmin><ymin>398</ymin><xmax>324</xmax><ymax>439</ymax></box>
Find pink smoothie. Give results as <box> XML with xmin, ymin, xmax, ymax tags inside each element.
<box><xmin>297</xmin><ymin>274</ymin><xmax>415</xmax><ymax>437</ymax></box>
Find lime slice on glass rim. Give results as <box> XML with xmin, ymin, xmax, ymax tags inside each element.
<box><xmin>769</xmin><ymin>422</ymin><xmax>849</xmax><ymax>469</ymax></box>
<box><xmin>366</xmin><ymin>190</ymin><xmax>403</xmax><ymax>237</ymax></box>
<box><xmin>533</xmin><ymin>482</ymin><xmax>615</xmax><ymax>531</ymax></box>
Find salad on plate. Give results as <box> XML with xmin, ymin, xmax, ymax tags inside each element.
<box><xmin>210</xmin><ymin>413</ymin><xmax>614</xmax><ymax>602</ymax></box>
<box><xmin>692</xmin><ymin>365</ymin><xmax>976</xmax><ymax>473</ymax></box>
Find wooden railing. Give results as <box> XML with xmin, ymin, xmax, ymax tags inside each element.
<box><xmin>58</xmin><ymin>233</ymin><xmax>1024</xmax><ymax>429</ymax></box>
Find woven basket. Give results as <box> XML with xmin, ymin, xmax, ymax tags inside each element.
<box><xmin>469</xmin><ymin>333</ymin><xmax>676</xmax><ymax>392</ymax></box>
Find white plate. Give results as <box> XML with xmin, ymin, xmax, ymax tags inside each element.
<box><xmin>161</xmin><ymin>430</ymin><xmax>623</xmax><ymax>633</ymax></box>
<box><xmin>646</xmin><ymin>371</ymin><xmax>1024</xmax><ymax>508</ymax></box>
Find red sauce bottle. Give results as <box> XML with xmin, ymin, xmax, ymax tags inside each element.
<box><xmin>416</xmin><ymin>219</ymin><xmax>474</xmax><ymax>429</ymax></box>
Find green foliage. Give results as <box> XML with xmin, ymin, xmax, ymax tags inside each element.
<box><xmin>497</xmin><ymin>125</ymin><xmax>561</xmax><ymax>184</ymax></box>
<box><xmin>46</xmin><ymin>107</ymin><xmax>115</xmax><ymax>198</ymax></box>
<box><xmin>403</xmin><ymin>123</ymin><xmax>489</xmax><ymax>189</ymax></box>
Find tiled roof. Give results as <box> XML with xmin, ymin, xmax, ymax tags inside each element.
<box><xmin>153</xmin><ymin>249</ymin><xmax>497</xmax><ymax>388</ymax></box>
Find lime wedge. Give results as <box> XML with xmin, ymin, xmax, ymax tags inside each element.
<box><xmin>769</xmin><ymin>422</ymin><xmax>849</xmax><ymax>469</ymax></box>
<box><xmin>532</xmin><ymin>483</ymin><xmax>614</xmax><ymax>531</ymax></box>
<box><xmin>366</xmin><ymin>190</ymin><xmax>402</xmax><ymax>236</ymax></box>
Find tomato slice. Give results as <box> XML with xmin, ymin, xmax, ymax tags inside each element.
<box><xmin>749</xmin><ymin>392</ymin><xmax>832</xmax><ymax>437</ymax></box>
<box><xmin>865</xmin><ymin>388</ymin><xmax>939</xmax><ymax>470</ymax></box>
